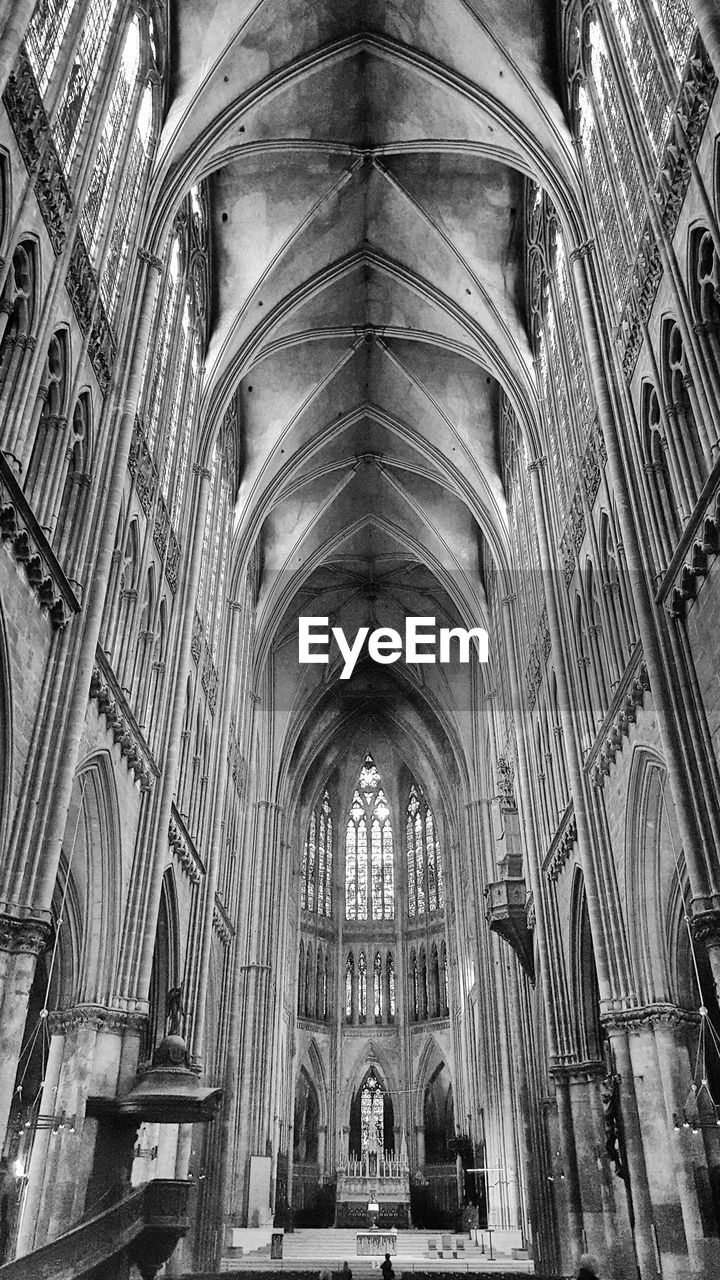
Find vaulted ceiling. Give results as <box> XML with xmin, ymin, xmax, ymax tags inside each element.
<box><xmin>151</xmin><ymin>0</ymin><xmax>578</xmax><ymax>806</ymax></box>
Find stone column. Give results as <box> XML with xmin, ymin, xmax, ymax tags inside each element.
<box><xmin>0</xmin><ymin>913</ymin><xmax>52</xmax><ymax>1152</ymax></box>
<box><xmin>415</xmin><ymin>1123</ymin><xmax>425</xmax><ymax>1169</ymax></box>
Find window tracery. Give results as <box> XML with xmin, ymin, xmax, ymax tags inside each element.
<box><xmin>302</xmin><ymin>789</ymin><xmax>333</xmax><ymax>917</ymax></box>
<box><xmin>25</xmin><ymin>0</ymin><xmax>81</xmax><ymax>96</ymax></box>
<box><xmin>360</xmin><ymin>1072</ymin><xmax>383</xmax><ymax>1154</ymax></box>
<box><xmin>406</xmin><ymin>782</ymin><xmax>443</xmax><ymax>917</ymax></box>
<box><xmin>54</xmin><ymin>0</ymin><xmax>121</xmax><ymax>172</ymax></box>
<box><xmin>80</xmin><ymin>17</ymin><xmax>141</xmax><ymax>264</ymax></box>
<box><xmin>345</xmin><ymin>753</ymin><xmax>393</xmax><ymax>921</ymax></box>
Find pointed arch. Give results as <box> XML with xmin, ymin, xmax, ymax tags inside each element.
<box><xmin>345</xmin><ymin>751</ymin><xmax>394</xmax><ymax>921</ymax></box>
<box><xmin>569</xmin><ymin>867</ymin><xmax>602</xmax><ymax>1062</ymax></box>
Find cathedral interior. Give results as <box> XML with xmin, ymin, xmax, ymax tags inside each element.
<box><xmin>0</xmin><ymin>1</ymin><xmax>720</xmax><ymax>1278</ymax></box>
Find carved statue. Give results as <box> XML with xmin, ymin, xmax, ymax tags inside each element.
<box><xmin>166</xmin><ymin>986</ymin><xmax>185</xmax><ymax>1037</ymax></box>
<box><xmin>600</xmin><ymin>1073</ymin><xmax>626</xmax><ymax>1181</ymax></box>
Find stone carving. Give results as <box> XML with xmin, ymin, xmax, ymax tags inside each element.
<box><xmin>0</xmin><ymin>914</ymin><xmax>51</xmax><ymax>955</ymax></box>
<box><xmin>600</xmin><ymin>1074</ymin><xmax>626</xmax><ymax>1180</ymax></box>
<box><xmin>547</xmin><ymin>810</ymin><xmax>577</xmax><ymax>882</ymax></box>
<box><xmin>212</xmin><ymin>899</ymin><xmax>234</xmax><ymax>946</ymax></box>
<box><xmin>667</xmin><ymin>498</ymin><xmax>719</xmax><ymax>619</ymax></box>
<box><xmin>65</xmin><ymin>232</ymin><xmax>116</xmax><ymax>394</ymax></box>
<box><xmin>168</xmin><ymin>810</ymin><xmax>203</xmax><ymax>883</ymax></box>
<box><xmin>191</xmin><ymin>611</ymin><xmax>202</xmax><ymax>664</ymax></box>
<box><xmin>201</xmin><ymin>650</ymin><xmax>218</xmax><ymax>714</ymax></box>
<box><xmin>496</xmin><ymin>754</ymin><xmax>516</xmax><ymax>811</ymax></box>
<box><xmin>166</xmin><ymin>986</ymin><xmax>185</xmax><ymax>1037</ymax></box>
<box><xmin>591</xmin><ymin>663</ymin><xmax>650</xmax><ymax>787</ymax></box>
<box><xmin>128</xmin><ymin>416</ymin><xmax>158</xmax><ymax>516</ymax></box>
<box><xmin>525</xmin><ymin>604</ymin><xmax>551</xmax><ymax>708</ymax></box>
<box><xmin>89</xmin><ymin>658</ymin><xmax>155</xmax><ymax>791</ymax></box>
<box><xmin>0</xmin><ymin>459</ymin><xmax>78</xmax><ymax>629</ymax></box>
<box><xmin>153</xmin><ymin>496</ymin><xmax>181</xmax><ymax>595</ymax></box>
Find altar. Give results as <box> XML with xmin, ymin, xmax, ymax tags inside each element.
<box><xmin>335</xmin><ymin>1151</ymin><xmax>411</xmax><ymax>1229</ymax></box>
<box><xmin>356</xmin><ymin>1230</ymin><xmax>397</xmax><ymax>1256</ymax></box>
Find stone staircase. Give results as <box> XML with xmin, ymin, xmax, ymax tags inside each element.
<box><xmin>209</xmin><ymin>1227</ymin><xmax>534</xmax><ymax>1274</ymax></box>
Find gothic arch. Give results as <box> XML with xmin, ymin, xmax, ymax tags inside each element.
<box><xmin>414</xmin><ymin>1034</ymin><xmax>449</xmax><ymax>1127</ymax></box>
<box><xmin>63</xmin><ymin>753</ymin><xmax>123</xmax><ymax>1006</ymax></box>
<box><xmin>569</xmin><ymin>867</ymin><xmax>602</xmax><ymax>1062</ymax></box>
<box><xmin>299</xmin><ymin>1037</ymin><xmax>329</xmax><ymax>1131</ymax></box>
<box><xmin>340</xmin><ymin>1042</ymin><xmax>399</xmax><ymax>1126</ymax></box>
<box><xmin>625</xmin><ymin>746</ymin><xmax>682</xmax><ymax>1005</ymax></box>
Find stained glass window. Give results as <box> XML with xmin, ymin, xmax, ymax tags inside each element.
<box><xmin>345</xmin><ymin>953</ymin><xmax>353</xmax><ymax>1020</ymax></box>
<box><xmin>374</xmin><ymin>952</ymin><xmax>383</xmax><ymax>1019</ymax></box>
<box><xmin>608</xmin><ymin>0</ymin><xmax>670</xmax><ymax>159</ymax></box>
<box><xmin>388</xmin><ymin>953</ymin><xmax>396</xmax><ymax>1019</ymax></box>
<box><xmin>361</xmin><ymin>1072</ymin><xmax>384</xmax><ymax>1154</ymax></box>
<box><xmin>652</xmin><ymin>0</ymin><xmax>695</xmax><ymax>77</ymax></box>
<box><xmin>26</xmin><ymin>0</ymin><xmax>81</xmax><ymax>96</ymax></box>
<box><xmin>345</xmin><ymin>753</ymin><xmax>394</xmax><ymax>920</ymax></box>
<box><xmin>54</xmin><ymin>0</ymin><xmax>120</xmax><ymax>171</ymax></box>
<box><xmin>81</xmin><ymin>17</ymin><xmax>140</xmax><ymax>264</ymax></box>
<box><xmin>358</xmin><ymin>951</ymin><xmax>367</xmax><ymax>1021</ymax></box>
<box><xmin>406</xmin><ymin>782</ymin><xmax>444</xmax><ymax>916</ymax></box>
<box><xmin>302</xmin><ymin>790</ymin><xmax>333</xmax><ymax>916</ymax></box>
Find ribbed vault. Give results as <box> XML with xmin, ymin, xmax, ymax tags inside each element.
<box><xmin>150</xmin><ymin>0</ymin><xmax>570</xmax><ymax>802</ymax></box>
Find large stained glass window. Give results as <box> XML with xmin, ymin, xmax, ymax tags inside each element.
<box><xmin>406</xmin><ymin>783</ymin><xmax>444</xmax><ymax>916</ymax></box>
<box><xmin>345</xmin><ymin>753</ymin><xmax>394</xmax><ymax>920</ymax></box>
<box><xmin>361</xmin><ymin>1072</ymin><xmax>384</xmax><ymax>1154</ymax></box>
<box><xmin>26</xmin><ymin>0</ymin><xmax>81</xmax><ymax>96</ymax></box>
<box><xmin>302</xmin><ymin>789</ymin><xmax>333</xmax><ymax>915</ymax></box>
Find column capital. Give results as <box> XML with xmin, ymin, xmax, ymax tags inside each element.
<box><xmin>0</xmin><ymin>911</ymin><xmax>52</xmax><ymax>955</ymax></box>
<box><xmin>137</xmin><ymin>247</ymin><xmax>163</xmax><ymax>271</ymax></box>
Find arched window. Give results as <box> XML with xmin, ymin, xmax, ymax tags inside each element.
<box><xmin>302</xmin><ymin>789</ymin><xmax>333</xmax><ymax>917</ymax></box>
<box><xmin>196</xmin><ymin>422</ymin><xmax>234</xmax><ymax>663</ymax></box>
<box><xmin>26</xmin><ymin>329</ymin><xmax>69</xmax><ymax>498</ymax></box>
<box><xmin>54</xmin><ymin>0</ymin><xmax>121</xmax><ymax>172</ymax></box>
<box><xmin>441</xmin><ymin>941</ymin><xmax>449</xmax><ymax>1015</ymax></box>
<box><xmin>406</xmin><ymin>782</ymin><xmax>443</xmax><ymax>917</ymax></box>
<box><xmin>361</xmin><ymin>1072</ymin><xmax>384</xmax><ymax>1154</ymax></box>
<box><xmin>373</xmin><ymin>952</ymin><xmax>383</xmax><ymax>1020</ymax></box>
<box><xmin>388</xmin><ymin>952</ymin><xmax>396</xmax><ymax>1021</ymax></box>
<box><xmin>605</xmin><ymin>0</ymin><xmax>670</xmax><ymax>161</ymax></box>
<box><xmin>345</xmin><ymin>753</ymin><xmax>394</xmax><ymax>920</ymax></box>
<box><xmin>298</xmin><ymin>942</ymin><xmax>304</xmax><ymax>1016</ymax></box>
<box><xmin>0</xmin><ymin>241</ymin><xmax>37</xmax><ymax>408</ymax></box>
<box><xmin>55</xmin><ymin>389</ymin><xmax>92</xmax><ymax>560</ymax></box>
<box><xmin>345</xmin><ymin>952</ymin><xmax>353</xmax><ymax>1021</ymax></box>
<box><xmin>101</xmin><ymin>83</ymin><xmax>154</xmax><ymax>325</ymax></box>
<box><xmin>81</xmin><ymin>17</ymin><xmax>141</xmax><ymax>264</ymax></box>
<box><xmin>576</xmin><ymin>82</ymin><xmax>630</xmax><ymax>303</ymax></box>
<box><xmin>642</xmin><ymin>382</ymin><xmax>681</xmax><ymax>565</ymax></box>
<box><xmin>25</xmin><ymin>0</ymin><xmax>81</xmax><ymax>96</ymax></box>
<box><xmin>661</xmin><ymin>318</ymin><xmax>708</xmax><ymax>502</ymax></box>
<box><xmin>411</xmin><ymin>949</ymin><xmax>418</xmax><ymax>1021</ymax></box>
<box><xmin>358</xmin><ymin>951</ymin><xmax>367</xmax><ymax>1022</ymax></box>
<box><xmin>142</xmin><ymin>238</ymin><xmax>181</xmax><ymax>449</ymax></box>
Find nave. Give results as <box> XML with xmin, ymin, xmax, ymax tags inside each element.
<box><xmin>0</xmin><ymin>2</ymin><xmax>719</xmax><ymax>1279</ymax></box>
